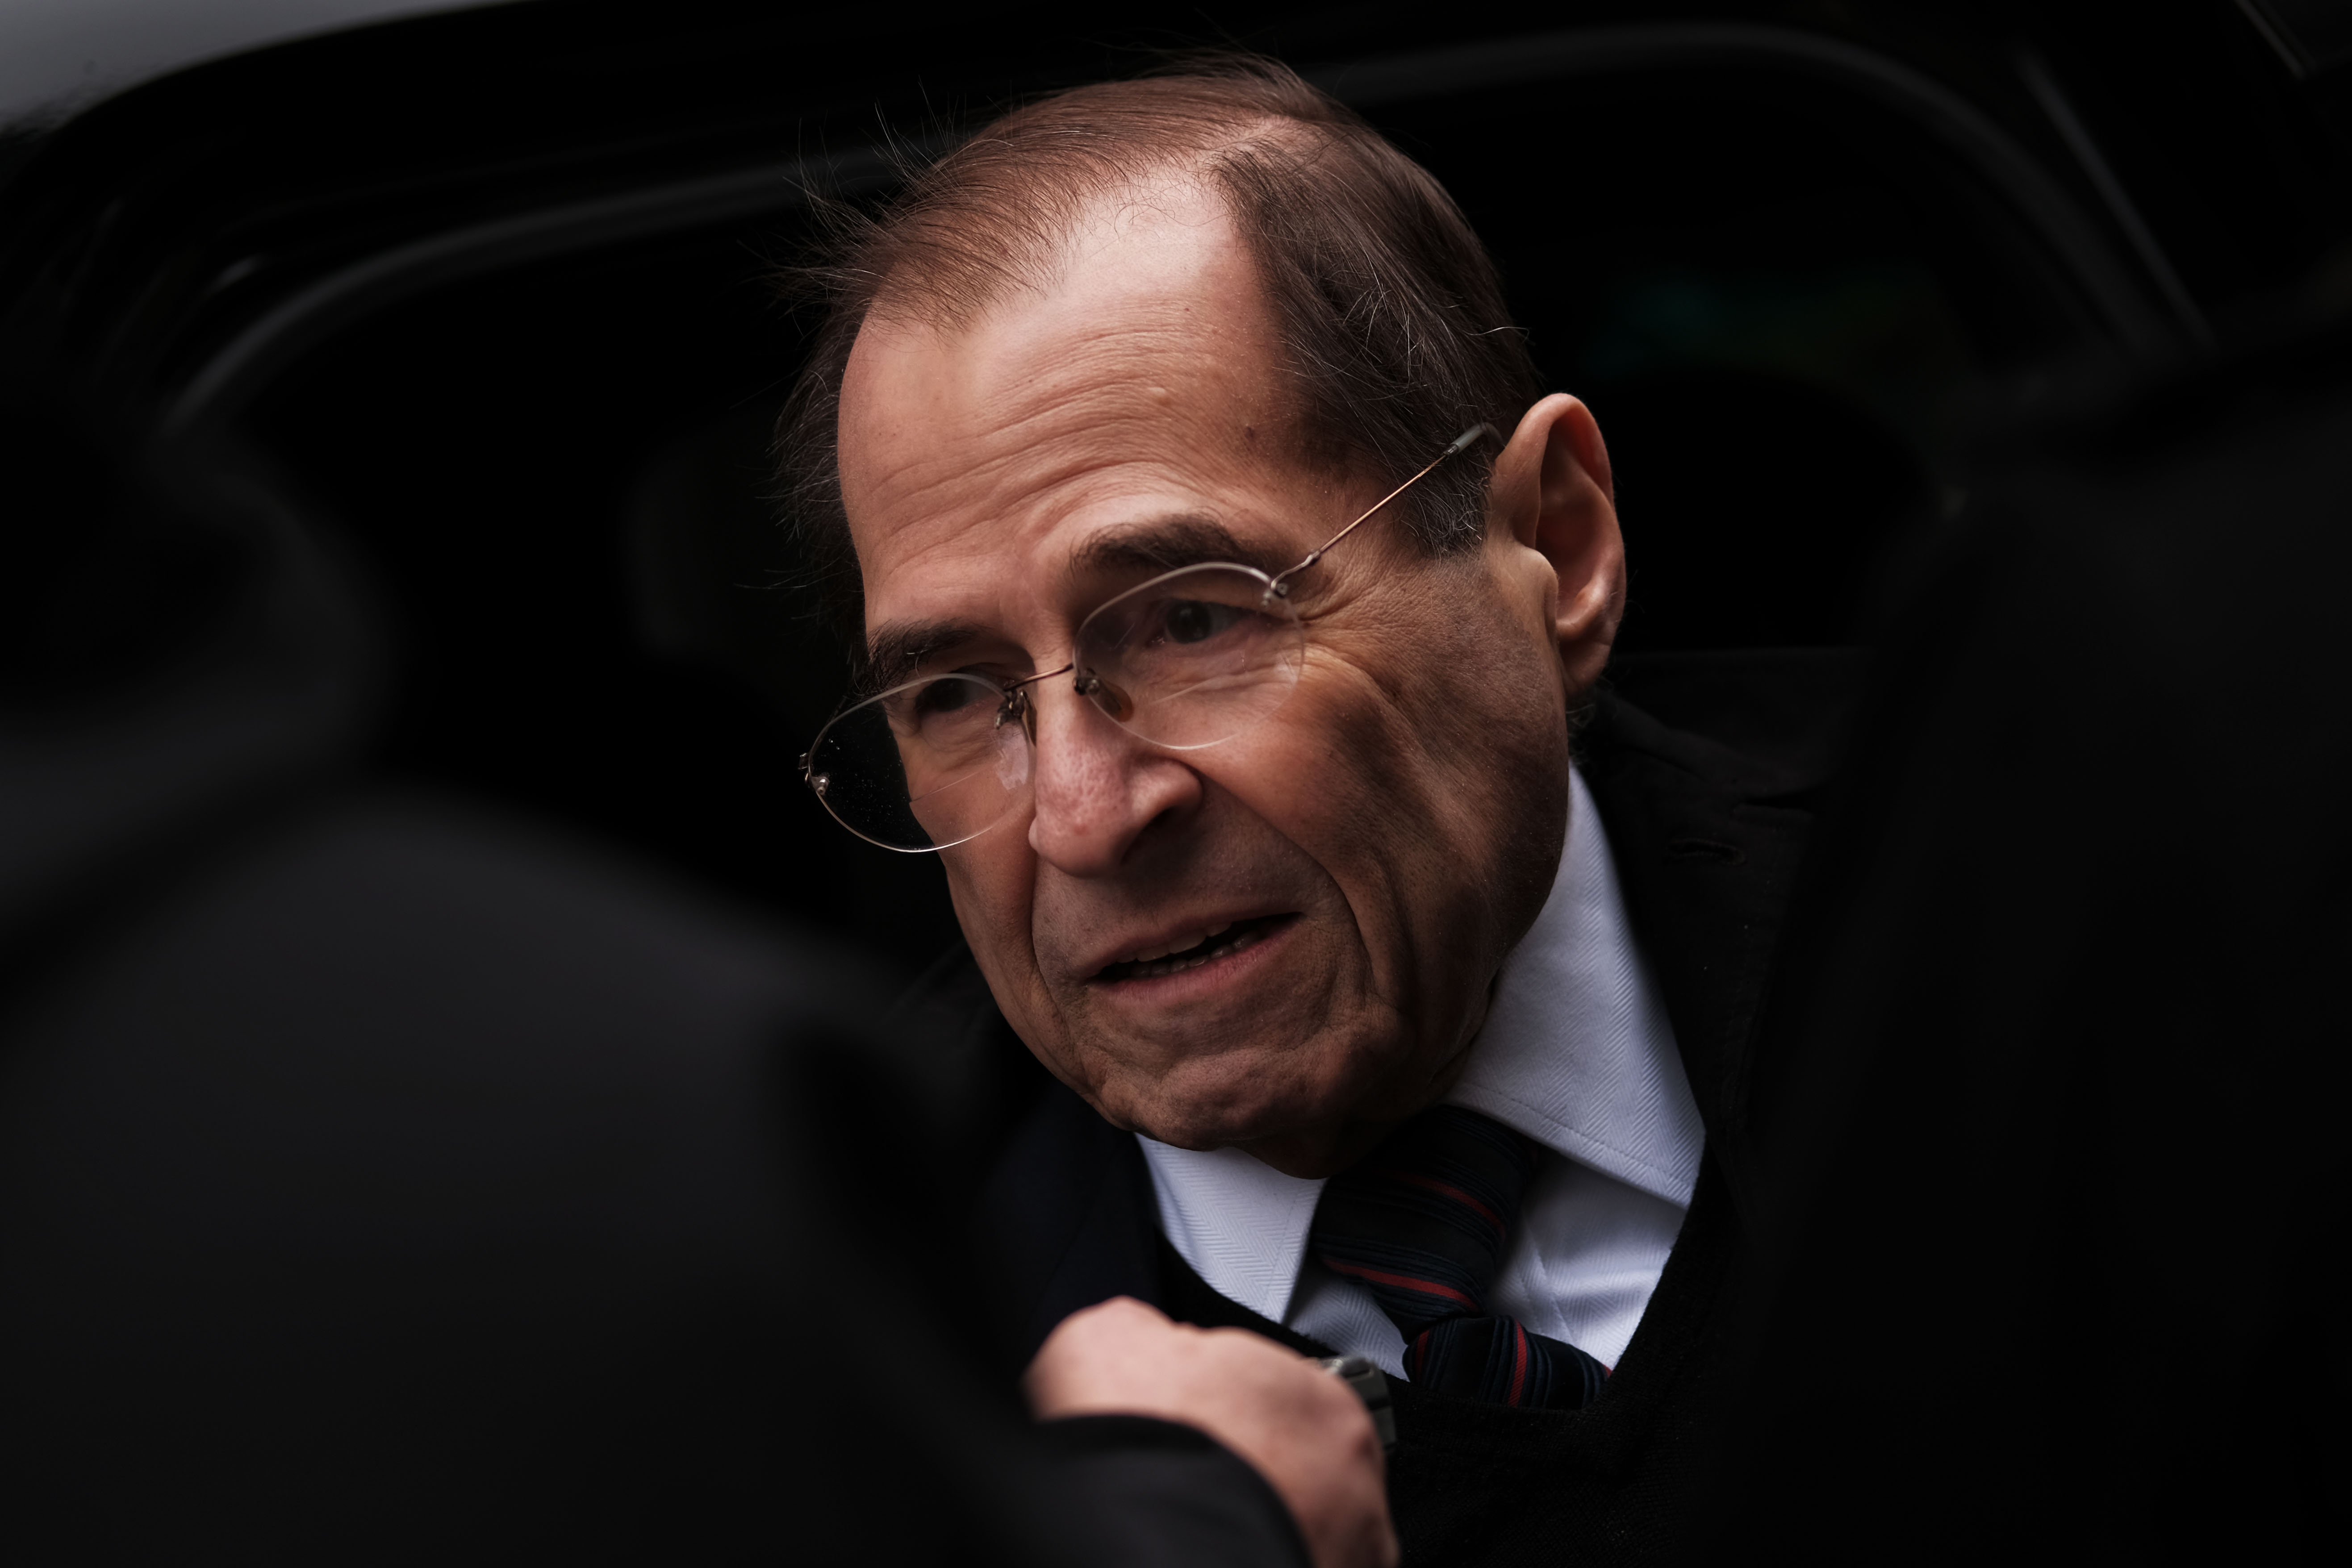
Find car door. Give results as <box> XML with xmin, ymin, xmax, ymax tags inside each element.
<box><xmin>6</xmin><ymin>0</ymin><xmax>2345</xmax><ymax>973</ymax></box>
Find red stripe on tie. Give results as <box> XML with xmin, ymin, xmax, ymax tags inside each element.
<box><xmin>1394</xmin><ymin>1172</ymin><xmax>1503</xmax><ymax>1230</ymax></box>
<box><xmin>1508</xmin><ymin>1322</ymin><xmax>1529</xmax><ymax>1405</ymax></box>
<box><xmin>1324</xmin><ymin>1260</ymin><xmax>1479</xmax><ymax>1311</ymax></box>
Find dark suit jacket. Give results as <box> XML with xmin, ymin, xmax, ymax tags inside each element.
<box><xmin>1699</xmin><ymin>327</ymin><xmax>2352</xmax><ymax>1564</ymax></box>
<box><xmin>0</xmin><ymin>418</ymin><xmax>1311</xmax><ymax>1565</ymax></box>
<box><xmin>890</xmin><ymin>649</ymin><xmax>1864</xmax><ymax>1567</ymax></box>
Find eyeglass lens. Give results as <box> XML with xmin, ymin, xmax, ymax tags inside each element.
<box><xmin>1073</xmin><ymin>563</ymin><xmax>1306</xmax><ymax>747</ymax></box>
<box><xmin>806</xmin><ymin>563</ymin><xmax>1306</xmax><ymax>851</ymax></box>
<box><xmin>804</xmin><ymin>673</ymin><xmax>1031</xmax><ymax>851</ymax></box>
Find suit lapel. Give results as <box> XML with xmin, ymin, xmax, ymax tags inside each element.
<box><xmin>974</xmin><ymin>1065</ymin><xmax>1163</xmax><ymax>1368</ymax></box>
<box><xmin>1579</xmin><ymin>651</ymin><xmax>1861</xmax><ymax>1201</ymax></box>
<box><xmin>885</xmin><ymin>955</ymin><xmax>1166</xmax><ymax>1372</ymax></box>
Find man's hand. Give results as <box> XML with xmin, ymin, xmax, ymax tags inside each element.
<box><xmin>1024</xmin><ymin>1297</ymin><xmax>1399</xmax><ymax>1568</ymax></box>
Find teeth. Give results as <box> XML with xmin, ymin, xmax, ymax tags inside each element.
<box><xmin>1122</xmin><ymin>922</ymin><xmax>1232</xmax><ymax>966</ymax></box>
<box><xmin>1115</xmin><ymin>922</ymin><xmax>1265</xmax><ymax>980</ymax></box>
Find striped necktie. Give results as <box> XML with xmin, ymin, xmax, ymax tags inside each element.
<box><xmin>1310</xmin><ymin>1105</ymin><xmax>1608</xmax><ymax>1410</ymax></box>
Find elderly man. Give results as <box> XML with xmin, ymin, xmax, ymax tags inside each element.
<box><xmin>782</xmin><ymin>59</ymin><xmax>1837</xmax><ymax>1562</ymax></box>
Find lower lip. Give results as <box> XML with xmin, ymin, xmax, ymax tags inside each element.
<box><xmin>1090</xmin><ymin>915</ymin><xmax>1299</xmax><ymax>1002</ymax></box>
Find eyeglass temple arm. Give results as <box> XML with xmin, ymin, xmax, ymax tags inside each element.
<box><xmin>1264</xmin><ymin>423</ymin><xmax>1499</xmax><ymax>598</ymax></box>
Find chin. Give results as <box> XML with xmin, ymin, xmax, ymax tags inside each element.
<box><xmin>1102</xmin><ymin>1045</ymin><xmax>1369</xmax><ymax>1154</ymax></box>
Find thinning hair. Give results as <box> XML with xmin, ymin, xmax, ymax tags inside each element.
<box><xmin>774</xmin><ymin>55</ymin><xmax>1540</xmax><ymax>666</ymax></box>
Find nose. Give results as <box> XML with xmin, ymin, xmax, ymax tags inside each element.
<box><xmin>1024</xmin><ymin>680</ymin><xmax>1203</xmax><ymax>876</ymax></box>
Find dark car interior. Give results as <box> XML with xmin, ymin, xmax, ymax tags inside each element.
<box><xmin>7</xmin><ymin>0</ymin><xmax>2351</xmax><ymax>978</ymax></box>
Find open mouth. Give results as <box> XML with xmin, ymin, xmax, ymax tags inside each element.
<box><xmin>1095</xmin><ymin>914</ymin><xmax>1294</xmax><ymax>983</ymax></box>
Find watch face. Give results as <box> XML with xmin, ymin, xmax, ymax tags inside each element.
<box><xmin>1322</xmin><ymin>1356</ymin><xmax>1398</xmax><ymax>1449</ymax></box>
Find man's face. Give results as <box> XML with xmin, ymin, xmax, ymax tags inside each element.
<box><xmin>837</xmin><ymin>182</ymin><xmax>1575</xmax><ymax>1175</ymax></box>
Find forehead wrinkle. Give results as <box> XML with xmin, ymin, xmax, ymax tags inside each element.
<box><xmin>845</xmin><ymin>193</ymin><xmax>1289</xmax><ymax>537</ymax></box>
<box><xmin>852</xmin><ymin>331</ymin><xmax>1248</xmax><ymax>551</ymax></box>
<box><xmin>1070</xmin><ymin>513</ymin><xmax>1292</xmax><ymax>581</ymax></box>
<box><xmin>862</xmin><ymin>411</ymin><xmax>1261</xmax><ymax>605</ymax></box>
<box><xmin>969</xmin><ymin>333</ymin><xmax>1245</xmax><ymax>463</ymax></box>
<box><xmin>866</xmin><ymin>440</ymin><xmax>1237</xmax><ymax>596</ymax></box>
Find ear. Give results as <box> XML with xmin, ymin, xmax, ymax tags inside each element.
<box><xmin>1488</xmin><ymin>394</ymin><xmax>1626</xmax><ymax>697</ymax></box>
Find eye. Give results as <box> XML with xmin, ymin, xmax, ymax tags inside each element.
<box><xmin>1159</xmin><ymin>599</ymin><xmax>1242</xmax><ymax>645</ymax></box>
<box><xmin>912</xmin><ymin>677</ymin><xmax>985</xmax><ymax>716</ymax></box>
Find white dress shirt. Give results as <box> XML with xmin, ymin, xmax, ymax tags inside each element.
<box><xmin>1138</xmin><ymin>765</ymin><xmax>1704</xmax><ymax>1376</ymax></box>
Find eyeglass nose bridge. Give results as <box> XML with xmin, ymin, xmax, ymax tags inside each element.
<box><xmin>996</xmin><ymin>664</ymin><xmax>1143</xmax><ymax>744</ymax></box>
<box><xmin>992</xmin><ymin>660</ymin><xmax>1085</xmax><ymax>743</ymax></box>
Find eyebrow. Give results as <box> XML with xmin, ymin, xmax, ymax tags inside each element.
<box><xmin>1069</xmin><ymin>513</ymin><xmax>1294</xmax><ymax>580</ymax></box>
<box><xmin>862</xmin><ymin>617</ymin><xmax>993</xmax><ymax>690</ymax></box>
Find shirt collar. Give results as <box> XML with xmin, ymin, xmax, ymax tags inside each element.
<box><xmin>1444</xmin><ymin>764</ymin><xmax>1704</xmax><ymax>1208</ymax></box>
<box><xmin>1137</xmin><ymin>763</ymin><xmax>1703</xmax><ymax>1322</ymax></box>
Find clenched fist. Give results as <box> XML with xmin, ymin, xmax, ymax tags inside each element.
<box><xmin>1025</xmin><ymin>1297</ymin><xmax>1398</xmax><ymax>1568</ymax></box>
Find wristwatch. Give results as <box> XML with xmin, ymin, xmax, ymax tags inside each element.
<box><xmin>1317</xmin><ymin>1355</ymin><xmax>1397</xmax><ymax>1451</ymax></box>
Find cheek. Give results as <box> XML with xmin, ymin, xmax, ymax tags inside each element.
<box><xmin>1407</xmin><ymin>641</ymin><xmax>1572</xmax><ymax>949</ymax></box>
<box><xmin>1267</xmin><ymin>594</ymin><xmax>1568</xmax><ymax>940</ymax></box>
<box><xmin>940</xmin><ymin>833</ymin><xmax>1041</xmax><ymax>977</ymax></box>
<box><xmin>1197</xmin><ymin>663</ymin><xmax>1460</xmax><ymax>973</ymax></box>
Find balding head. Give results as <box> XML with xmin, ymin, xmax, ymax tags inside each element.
<box><xmin>779</xmin><ymin>57</ymin><xmax>1541</xmax><ymax>666</ymax></box>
